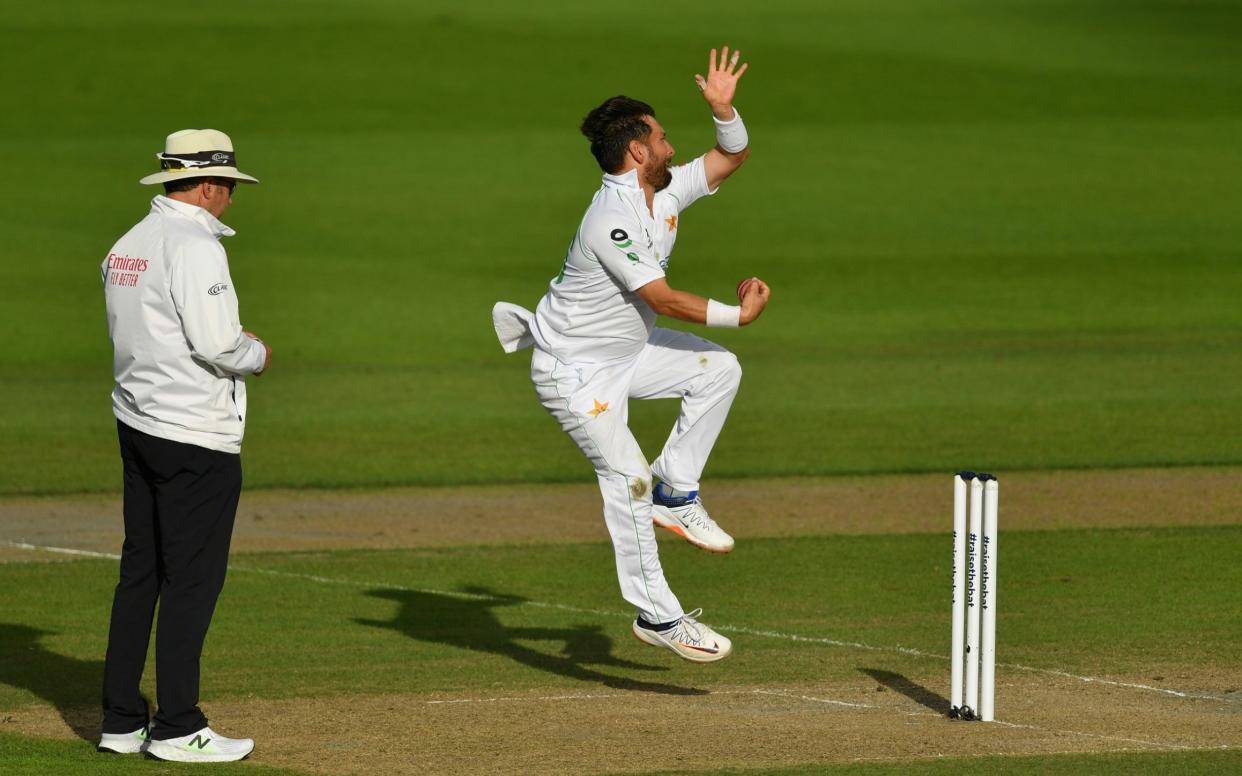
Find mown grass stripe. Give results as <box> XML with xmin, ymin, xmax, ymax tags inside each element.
<box><xmin>4</xmin><ymin>539</ymin><xmax>1234</xmax><ymax>706</ymax></box>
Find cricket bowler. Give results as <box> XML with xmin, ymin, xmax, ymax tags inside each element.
<box><xmin>493</xmin><ymin>47</ymin><xmax>769</xmax><ymax>662</ymax></box>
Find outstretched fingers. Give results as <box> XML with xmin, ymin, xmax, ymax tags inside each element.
<box><xmin>697</xmin><ymin>46</ymin><xmax>748</xmax><ymax>98</ymax></box>
<box><xmin>709</xmin><ymin>45</ymin><xmax>746</xmax><ymax>76</ymax></box>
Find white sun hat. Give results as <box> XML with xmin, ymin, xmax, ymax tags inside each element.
<box><xmin>139</xmin><ymin>128</ymin><xmax>260</xmax><ymax>186</ymax></box>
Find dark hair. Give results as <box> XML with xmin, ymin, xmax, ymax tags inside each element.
<box><xmin>163</xmin><ymin>177</ymin><xmax>233</xmax><ymax>195</ymax></box>
<box><xmin>580</xmin><ymin>96</ymin><xmax>656</xmax><ymax>173</ymax></box>
<box><xmin>163</xmin><ymin>176</ymin><xmax>206</xmax><ymax>194</ymax></box>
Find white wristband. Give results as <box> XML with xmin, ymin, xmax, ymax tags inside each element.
<box><xmin>706</xmin><ymin>299</ymin><xmax>741</xmax><ymax>328</ymax></box>
<box><xmin>712</xmin><ymin>107</ymin><xmax>748</xmax><ymax>153</ymax></box>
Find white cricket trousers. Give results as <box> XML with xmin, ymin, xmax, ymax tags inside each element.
<box><xmin>530</xmin><ymin>327</ymin><xmax>742</xmax><ymax>624</ymax></box>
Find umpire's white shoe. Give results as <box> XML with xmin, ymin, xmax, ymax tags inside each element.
<box><xmin>97</xmin><ymin>725</ymin><xmax>149</xmax><ymax>754</ymax></box>
<box><xmin>146</xmin><ymin>727</ymin><xmax>254</xmax><ymax>763</ymax></box>
<box><xmin>652</xmin><ymin>491</ymin><xmax>735</xmax><ymax>553</ymax></box>
<box><xmin>633</xmin><ymin>608</ymin><xmax>733</xmax><ymax>663</ymax></box>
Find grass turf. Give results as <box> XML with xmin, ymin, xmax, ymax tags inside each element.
<box><xmin>648</xmin><ymin>749</ymin><xmax>1242</xmax><ymax>775</ymax></box>
<box><xmin>0</xmin><ymin>732</ymin><xmax>305</xmax><ymax>776</ymax></box>
<box><xmin>2</xmin><ymin>524</ymin><xmax>1238</xmax><ymax>772</ymax></box>
<box><xmin>1</xmin><ymin>734</ymin><xmax>1235</xmax><ymax>776</ymax></box>
<box><xmin>3</xmin><ymin>526</ymin><xmax>1238</xmax><ymax>707</ymax></box>
<box><xmin>3</xmin><ymin>1</ymin><xmax>1242</xmax><ymax>493</ymax></box>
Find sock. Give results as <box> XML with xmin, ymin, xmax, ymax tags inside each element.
<box><xmin>653</xmin><ymin>481</ymin><xmax>698</xmax><ymax>507</ymax></box>
<box><xmin>636</xmin><ymin>615</ymin><xmax>681</xmax><ymax>632</ymax></box>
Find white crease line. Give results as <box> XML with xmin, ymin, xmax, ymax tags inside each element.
<box><xmin>755</xmin><ymin>689</ymin><xmax>1192</xmax><ymax>751</ymax></box>
<box><xmin>421</xmin><ymin>688</ymin><xmax>875</xmax><ymax>710</ymax></box>
<box><xmin>425</xmin><ymin>693</ymin><xmax>627</xmax><ymax>705</ymax></box>
<box><xmin>3</xmin><ymin>541</ymin><xmax>119</xmax><ymax>560</ymax></box>
<box><xmin>1002</xmin><ymin>663</ymin><xmax>1213</xmax><ymax>700</ymax></box>
<box><xmin>752</xmin><ymin>688</ymin><xmax>890</xmax><ymax>710</ymax></box>
<box><xmin>418</xmin><ymin>686</ymin><xmax>1200</xmax><ymax>753</ymax></box>
<box><xmin>720</xmin><ymin>623</ymin><xmax>937</xmax><ymax>657</ymax></box>
<box><xmin>4</xmin><ymin>540</ymin><xmax>1236</xmax><ymax>706</ymax></box>
<box><xmin>234</xmin><ymin>565</ymin><xmax>628</xmax><ymax>619</ymax></box>
<box><xmin>424</xmin><ymin>690</ymin><xmax>757</xmax><ymax>706</ymax></box>
<box><xmin>991</xmin><ymin>719</ymin><xmax>1193</xmax><ymax>751</ymax></box>
<box><xmin>718</xmin><ymin>623</ymin><xmax>1232</xmax><ymax>703</ymax></box>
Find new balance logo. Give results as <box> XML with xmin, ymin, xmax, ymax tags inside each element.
<box><xmin>188</xmin><ymin>735</ymin><xmax>212</xmax><ymax>750</ymax></box>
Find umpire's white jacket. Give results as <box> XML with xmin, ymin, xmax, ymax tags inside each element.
<box><xmin>102</xmin><ymin>196</ymin><xmax>267</xmax><ymax>454</ymax></box>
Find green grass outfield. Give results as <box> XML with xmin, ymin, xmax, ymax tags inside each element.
<box><xmin>1</xmin><ymin>525</ymin><xmax>1239</xmax><ymax>772</ymax></box>
<box><xmin>3</xmin><ymin>0</ymin><xmax>1242</xmax><ymax>493</ymax></box>
<box><xmin>0</xmin><ymin>736</ymin><xmax>305</xmax><ymax>776</ymax></box>
<box><xmin>2</xmin><ymin>1</ymin><xmax>1240</xmax><ymax>772</ymax></box>
<box><xmin>1</xmin><ymin>738</ymin><xmax>1238</xmax><ymax>776</ymax></box>
<box><xmin>6</xmin><ymin>528</ymin><xmax>1241</xmax><ymax>700</ymax></box>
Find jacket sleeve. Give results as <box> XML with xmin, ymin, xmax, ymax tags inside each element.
<box><xmin>169</xmin><ymin>240</ymin><xmax>267</xmax><ymax>376</ymax></box>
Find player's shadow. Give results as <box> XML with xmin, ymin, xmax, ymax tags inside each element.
<box><xmin>355</xmin><ymin>587</ymin><xmax>708</xmax><ymax>696</ymax></box>
<box><xmin>0</xmin><ymin>623</ymin><xmax>116</xmax><ymax>742</ymax></box>
<box><xmin>859</xmin><ymin>667</ymin><xmax>948</xmax><ymax>713</ymax></box>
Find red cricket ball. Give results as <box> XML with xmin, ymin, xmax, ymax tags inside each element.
<box><xmin>737</xmin><ymin>277</ymin><xmax>755</xmax><ymax>301</ymax></box>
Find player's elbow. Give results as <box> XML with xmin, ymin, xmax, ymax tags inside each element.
<box><xmin>646</xmin><ymin>298</ymin><xmax>675</xmax><ymax>317</ymax></box>
<box><xmin>710</xmin><ymin>146</ymin><xmax>749</xmax><ymax>187</ymax></box>
<box><xmin>636</xmin><ymin>280</ymin><xmax>676</xmax><ymax>316</ymax></box>
<box><xmin>719</xmin><ymin>145</ymin><xmax>750</xmax><ymax>166</ymax></box>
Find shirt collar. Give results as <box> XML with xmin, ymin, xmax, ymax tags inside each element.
<box><xmin>601</xmin><ymin>168</ymin><xmax>641</xmax><ymax>191</ymax></box>
<box><xmin>151</xmin><ymin>195</ymin><xmax>236</xmax><ymax>239</ymax></box>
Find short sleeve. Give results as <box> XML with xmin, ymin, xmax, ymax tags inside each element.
<box><xmin>584</xmin><ymin>216</ymin><xmax>666</xmax><ymax>292</ymax></box>
<box><xmin>662</xmin><ymin>155</ymin><xmax>716</xmax><ymax>213</ymax></box>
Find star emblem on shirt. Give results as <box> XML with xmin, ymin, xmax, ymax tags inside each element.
<box><xmin>666</xmin><ymin>215</ymin><xmax>677</xmax><ymax>231</ymax></box>
<box><xmin>588</xmin><ymin>400</ymin><xmax>610</xmax><ymax>417</ymax></box>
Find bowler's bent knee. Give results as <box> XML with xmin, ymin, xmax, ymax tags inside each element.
<box><xmin>702</xmin><ymin>349</ymin><xmax>742</xmax><ymax>395</ymax></box>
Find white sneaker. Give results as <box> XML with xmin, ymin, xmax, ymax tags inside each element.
<box><xmin>146</xmin><ymin>726</ymin><xmax>254</xmax><ymax>763</ymax></box>
<box><xmin>632</xmin><ymin>608</ymin><xmax>733</xmax><ymax>663</ymax></box>
<box><xmin>652</xmin><ymin>495</ymin><xmax>735</xmax><ymax>553</ymax></box>
<box><xmin>98</xmin><ymin>725</ymin><xmax>149</xmax><ymax>754</ymax></box>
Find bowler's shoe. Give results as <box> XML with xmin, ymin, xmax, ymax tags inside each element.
<box><xmin>652</xmin><ymin>485</ymin><xmax>735</xmax><ymax>553</ymax></box>
<box><xmin>633</xmin><ymin>608</ymin><xmax>733</xmax><ymax>663</ymax></box>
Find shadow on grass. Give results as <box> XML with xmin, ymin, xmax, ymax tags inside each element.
<box><xmin>0</xmin><ymin>623</ymin><xmax>113</xmax><ymax>742</ymax></box>
<box><xmin>859</xmin><ymin>667</ymin><xmax>949</xmax><ymax>714</ymax></box>
<box><xmin>356</xmin><ymin>586</ymin><xmax>708</xmax><ymax>696</ymax></box>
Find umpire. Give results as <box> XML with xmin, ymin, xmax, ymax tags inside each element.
<box><xmin>97</xmin><ymin>129</ymin><xmax>270</xmax><ymax>763</ymax></box>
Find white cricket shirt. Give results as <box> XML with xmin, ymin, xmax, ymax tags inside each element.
<box><xmin>531</xmin><ymin>155</ymin><xmax>715</xmax><ymax>365</ymax></box>
<box><xmin>102</xmin><ymin>196</ymin><xmax>267</xmax><ymax>453</ymax></box>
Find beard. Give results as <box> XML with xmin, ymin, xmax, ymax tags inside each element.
<box><xmin>643</xmin><ymin>158</ymin><xmax>673</xmax><ymax>192</ymax></box>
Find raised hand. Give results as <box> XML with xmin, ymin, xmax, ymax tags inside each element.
<box><xmin>695</xmin><ymin>46</ymin><xmax>748</xmax><ymax>118</ymax></box>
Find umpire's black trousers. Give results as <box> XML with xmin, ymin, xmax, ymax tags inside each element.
<box><xmin>102</xmin><ymin>420</ymin><xmax>241</xmax><ymax>739</ymax></box>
